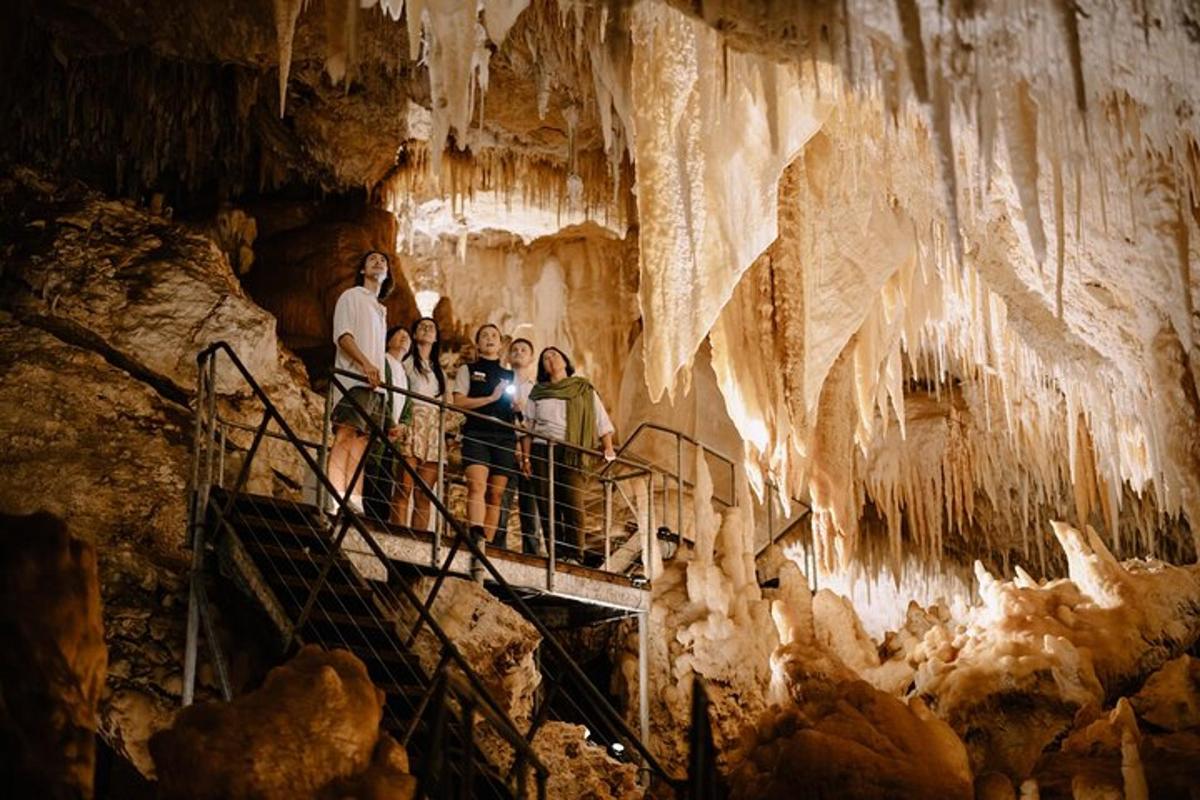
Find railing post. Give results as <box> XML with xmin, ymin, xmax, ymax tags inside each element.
<box><xmin>603</xmin><ymin>478</ymin><xmax>613</xmax><ymax>569</ymax></box>
<box><xmin>676</xmin><ymin>435</ymin><xmax>684</xmax><ymax>540</ymax></box>
<box><xmin>547</xmin><ymin>441</ymin><xmax>556</xmax><ymax>592</ymax></box>
<box><xmin>203</xmin><ymin>356</ymin><xmax>219</xmax><ymax>489</ymax></box>
<box><xmin>638</xmin><ymin>610</ymin><xmax>650</xmax><ymax>788</ymax></box>
<box><xmin>217</xmin><ymin>424</ymin><xmax>227</xmax><ymax>488</ymax></box>
<box><xmin>432</xmin><ymin>402</ymin><xmax>446</xmax><ymax>567</ymax></box>
<box><xmin>316</xmin><ymin>381</ymin><xmax>333</xmax><ymax>512</ymax></box>
<box><xmin>182</xmin><ymin>355</ymin><xmax>208</xmax><ymax>707</ymax></box>
<box><xmin>645</xmin><ymin>473</ymin><xmax>654</xmax><ymax>581</ymax></box>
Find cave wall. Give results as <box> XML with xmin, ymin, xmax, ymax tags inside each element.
<box><xmin>400</xmin><ymin>223</ymin><xmax>639</xmax><ymax>408</ymax></box>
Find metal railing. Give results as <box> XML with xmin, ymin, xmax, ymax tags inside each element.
<box><xmin>185</xmin><ymin>342</ymin><xmax>689</xmax><ymax>794</ymax></box>
<box><xmin>186</xmin><ymin>342</ymin><xmax>550</xmax><ymax>798</ymax></box>
<box><xmin>319</xmin><ymin>366</ymin><xmax>692</xmax><ymax>586</ymax></box>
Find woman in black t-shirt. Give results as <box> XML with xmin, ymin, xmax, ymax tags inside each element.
<box><xmin>451</xmin><ymin>323</ymin><xmax>518</xmax><ymax>545</ymax></box>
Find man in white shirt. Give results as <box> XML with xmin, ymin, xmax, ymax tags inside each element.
<box><xmin>328</xmin><ymin>251</ymin><xmax>393</xmax><ymax>512</ymax></box>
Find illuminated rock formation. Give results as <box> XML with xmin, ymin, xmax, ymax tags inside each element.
<box><xmin>149</xmin><ymin>646</ymin><xmax>413</xmax><ymax>800</ymax></box>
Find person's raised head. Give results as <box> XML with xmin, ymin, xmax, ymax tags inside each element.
<box><xmin>537</xmin><ymin>346</ymin><xmax>575</xmax><ymax>384</ymax></box>
<box><xmin>356</xmin><ymin>250</ymin><xmax>394</xmax><ymax>300</ymax></box>
<box><xmin>407</xmin><ymin>317</ymin><xmax>445</xmax><ymax>395</ymax></box>
<box><xmin>386</xmin><ymin>325</ymin><xmax>411</xmax><ymax>357</ymax></box>
<box><xmin>474</xmin><ymin>323</ymin><xmax>502</xmax><ymax>359</ymax></box>
<box><xmin>509</xmin><ymin>337</ymin><xmax>534</xmax><ymax>369</ymax></box>
<box><xmin>411</xmin><ymin>316</ymin><xmax>439</xmax><ymax>345</ymax></box>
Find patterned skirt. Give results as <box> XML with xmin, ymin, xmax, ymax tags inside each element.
<box><xmin>404</xmin><ymin>405</ymin><xmax>444</xmax><ymax>463</ymax></box>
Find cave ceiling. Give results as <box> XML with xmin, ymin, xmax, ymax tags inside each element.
<box><xmin>3</xmin><ymin>0</ymin><xmax>1198</xmax><ymax>571</ymax></box>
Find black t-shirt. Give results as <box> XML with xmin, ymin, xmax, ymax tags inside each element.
<box><xmin>458</xmin><ymin>358</ymin><xmax>515</xmax><ymax>438</ymax></box>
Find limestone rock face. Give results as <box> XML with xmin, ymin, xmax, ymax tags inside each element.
<box><xmin>245</xmin><ymin>202</ymin><xmax>418</xmax><ymax>363</ymax></box>
<box><xmin>0</xmin><ymin>167</ymin><xmax>324</xmax><ymax>775</ymax></box>
<box><xmin>0</xmin><ymin>511</ymin><xmax>106</xmax><ymax>799</ymax></box>
<box><xmin>1</xmin><ymin>168</ymin><xmax>319</xmax><ymax>426</ymax></box>
<box><xmin>1131</xmin><ymin>655</ymin><xmax>1200</xmax><ymax>732</ymax></box>
<box><xmin>410</xmin><ymin>223</ymin><xmax>639</xmax><ymax>406</ymax></box>
<box><xmin>406</xmin><ymin>576</ymin><xmax>541</xmax><ymax>731</ymax></box>
<box><xmin>150</xmin><ymin>646</ymin><xmax>386</xmax><ymax>800</ymax></box>
<box><xmin>530</xmin><ymin>722</ymin><xmax>641</xmax><ymax>800</ymax></box>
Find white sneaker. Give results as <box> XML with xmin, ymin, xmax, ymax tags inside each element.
<box><xmin>348</xmin><ymin>496</ymin><xmax>365</xmax><ymax>514</ymax></box>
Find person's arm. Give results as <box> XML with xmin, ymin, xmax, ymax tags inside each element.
<box><xmin>337</xmin><ymin>332</ymin><xmax>381</xmax><ymax>387</ymax></box>
<box><xmin>517</xmin><ymin>399</ymin><xmax>535</xmax><ymax>476</ymax></box>
<box><xmin>451</xmin><ymin>365</ymin><xmax>507</xmax><ymax>410</ymax></box>
<box><xmin>594</xmin><ymin>391</ymin><xmax>617</xmax><ymax>460</ymax></box>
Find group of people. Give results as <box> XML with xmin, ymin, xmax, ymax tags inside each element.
<box><xmin>327</xmin><ymin>250</ymin><xmax>618</xmax><ymax>569</ymax></box>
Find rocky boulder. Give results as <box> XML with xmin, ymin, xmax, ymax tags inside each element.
<box><xmin>150</xmin><ymin>646</ymin><xmax>392</xmax><ymax>800</ymax></box>
<box><xmin>0</xmin><ymin>511</ymin><xmax>106</xmax><ymax>799</ymax></box>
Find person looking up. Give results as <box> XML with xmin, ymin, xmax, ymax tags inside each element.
<box><xmin>364</xmin><ymin>324</ymin><xmax>410</xmax><ymax>521</ymax></box>
<box><xmin>523</xmin><ymin>346</ymin><xmax>616</xmax><ymax>565</ymax></box>
<box><xmin>495</xmin><ymin>337</ymin><xmax>542</xmax><ymax>554</ymax></box>
<box><xmin>452</xmin><ymin>324</ymin><xmax>518</xmax><ymax>565</ymax></box>
<box><xmin>328</xmin><ymin>250</ymin><xmax>393</xmax><ymax>512</ymax></box>
<box><xmin>396</xmin><ymin>316</ymin><xmax>447</xmax><ymax>530</ymax></box>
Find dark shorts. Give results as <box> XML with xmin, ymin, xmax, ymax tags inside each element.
<box><xmin>331</xmin><ymin>386</ymin><xmax>385</xmax><ymax>434</ymax></box>
<box><xmin>461</xmin><ymin>431</ymin><xmax>517</xmax><ymax>479</ymax></box>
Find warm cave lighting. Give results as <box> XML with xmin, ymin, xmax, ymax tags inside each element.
<box><xmin>414</xmin><ymin>290</ymin><xmax>440</xmax><ymax>318</ymax></box>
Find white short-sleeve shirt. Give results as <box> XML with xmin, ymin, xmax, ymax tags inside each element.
<box><xmin>526</xmin><ymin>385</ymin><xmax>615</xmax><ymax>445</ymax></box>
<box><xmin>402</xmin><ymin>355</ymin><xmax>444</xmax><ymax>409</ymax></box>
<box><xmin>332</xmin><ymin>286</ymin><xmax>387</xmax><ymax>395</ymax></box>
<box><xmin>384</xmin><ymin>353</ymin><xmax>409</xmax><ymax>426</ymax></box>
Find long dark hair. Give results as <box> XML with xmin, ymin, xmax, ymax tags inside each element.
<box><xmin>536</xmin><ymin>346</ymin><xmax>577</xmax><ymax>384</ymax></box>
<box><xmin>355</xmin><ymin>250</ymin><xmax>394</xmax><ymax>300</ymax></box>
<box><xmin>407</xmin><ymin>316</ymin><xmax>445</xmax><ymax>397</ymax></box>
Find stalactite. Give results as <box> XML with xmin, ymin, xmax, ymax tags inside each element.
<box><xmin>272</xmin><ymin>0</ymin><xmax>305</xmax><ymax>117</ymax></box>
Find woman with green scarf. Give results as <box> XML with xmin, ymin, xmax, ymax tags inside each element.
<box><xmin>522</xmin><ymin>346</ymin><xmax>616</xmax><ymax>565</ymax></box>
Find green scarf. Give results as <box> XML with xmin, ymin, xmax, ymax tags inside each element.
<box><xmin>530</xmin><ymin>375</ymin><xmax>596</xmax><ymax>466</ymax></box>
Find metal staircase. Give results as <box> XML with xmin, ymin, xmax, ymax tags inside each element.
<box><xmin>182</xmin><ymin>342</ymin><xmax>693</xmax><ymax>799</ymax></box>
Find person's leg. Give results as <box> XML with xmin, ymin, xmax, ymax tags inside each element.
<box><xmin>464</xmin><ymin>463</ymin><xmax>490</xmax><ymax>530</ymax></box>
<box><xmin>529</xmin><ymin>444</ymin><xmax>552</xmax><ymax>556</ymax></box>
<box><xmin>411</xmin><ymin>461</ymin><xmax>439</xmax><ymax>531</ymax></box>
<box><xmin>552</xmin><ymin>451</ymin><xmax>584</xmax><ymax>562</ymax></box>
<box><xmin>494</xmin><ymin>482</ymin><xmax>515</xmax><ymax>549</ymax></box>
<box><xmin>347</xmin><ymin>433</ymin><xmax>369</xmax><ymax>506</ymax></box>
<box><xmin>483</xmin><ymin>471</ymin><xmax>509</xmax><ymax>541</ymax></box>
<box><xmin>328</xmin><ymin>424</ymin><xmax>356</xmax><ymax>499</ymax></box>
<box><xmin>391</xmin><ymin>457</ymin><xmax>416</xmax><ymax>525</ymax></box>
<box><xmin>561</xmin><ymin>463</ymin><xmax>587</xmax><ymax>562</ymax></box>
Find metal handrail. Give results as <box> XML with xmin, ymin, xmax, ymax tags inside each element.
<box><xmin>331</xmin><ymin>367</ymin><xmax>647</xmax><ymax>471</ymax></box>
<box><xmin>327</xmin><ymin>367</ymin><xmax>686</xmax><ymax>788</ymax></box>
<box><xmin>192</xmin><ymin>342</ymin><xmax>550</xmax><ymax>790</ymax></box>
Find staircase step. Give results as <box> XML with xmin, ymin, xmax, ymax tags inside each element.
<box><xmin>242</xmin><ymin>542</ymin><xmax>347</xmax><ymax>580</ymax></box>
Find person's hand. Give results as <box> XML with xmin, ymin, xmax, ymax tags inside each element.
<box><xmin>518</xmin><ymin>450</ymin><xmax>532</xmax><ymax>477</ymax></box>
<box><xmin>491</xmin><ymin>380</ymin><xmax>510</xmax><ymax>401</ymax></box>
<box><xmin>387</xmin><ymin>425</ymin><xmax>402</xmax><ymax>441</ymax></box>
<box><xmin>362</xmin><ymin>362</ymin><xmax>382</xmax><ymax>388</ymax></box>
<box><xmin>603</xmin><ymin>447</ymin><xmax>617</xmax><ymax>463</ymax></box>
